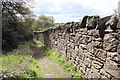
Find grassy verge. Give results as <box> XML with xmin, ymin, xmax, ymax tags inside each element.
<box><xmin>1</xmin><ymin>41</ymin><xmax>42</xmax><ymax>79</ymax></box>
<box><xmin>37</xmin><ymin>40</ymin><xmax>83</xmax><ymax>78</ymax></box>
<box><xmin>4</xmin><ymin>41</ymin><xmax>36</xmax><ymax>56</ymax></box>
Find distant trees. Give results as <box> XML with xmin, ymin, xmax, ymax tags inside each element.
<box><xmin>32</xmin><ymin>15</ymin><xmax>55</xmax><ymax>31</ymax></box>
<box><xmin>2</xmin><ymin>0</ymin><xmax>35</xmax><ymax>51</ymax></box>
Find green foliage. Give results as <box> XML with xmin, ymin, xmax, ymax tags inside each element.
<box><xmin>1</xmin><ymin>41</ymin><xmax>42</xmax><ymax>78</ymax></box>
<box><xmin>2</xmin><ymin>0</ymin><xmax>35</xmax><ymax>51</ymax></box>
<box><xmin>32</xmin><ymin>15</ymin><xmax>55</xmax><ymax>31</ymax></box>
<box><xmin>37</xmin><ymin>40</ymin><xmax>83</xmax><ymax>78</ymax></box>
<box><xmin>3</xmin><ymin>41</ymin><xmax>35</xmax><ymax>55</ymax></box>
<box><xmin>1</xmin><ymin>55</ymin><xmax>42</xmax><ymax>78</ymax></box>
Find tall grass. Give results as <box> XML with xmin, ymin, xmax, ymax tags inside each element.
<box><xmin>4</xmin><ymin>41</ymin><xmax>36</xmax><ymax>56</ymax></box>
<box><xmin>1</xmin><ymin>55</ymin><xmax>42</xmax><ymax>78</ymax></box>
<box><xmin>1</xmin><ymin>41</ymin><xmax>42</xmax><ymax>79</ymax></box>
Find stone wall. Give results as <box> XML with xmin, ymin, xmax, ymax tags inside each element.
<box><xmin>34</xmin><ymin>16</ymin><xmax>120</xmax><ymax>79</ymax></box>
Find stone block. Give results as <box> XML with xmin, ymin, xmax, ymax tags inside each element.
<box><xmin>75</xmin><ymin>33</ymin><xmax>81</xmax><ymax>42</ymax></box>
<box><xmin>100</xmin><ymin>69</ymin><xmax>112</xmax><ymax>79</ymax></box>
<box><xmin>94</xmin><ymin>37</ymin><xmax>102</xmax><ymax>41</ymax></box>
<box><xmin>70</xmin><ymin>57</ymin><xmax>75</xmax><ymax>64</ymax></box>
<box><xmin>100</xmin><ymin>75</ymin><xmax>108</xmax><ymax>79</ymax></box>
<box><xmin>58</xmin><ymin>33</ymin><xmax>62</xmax><ymax>36</ymax></box>
<box><xmin>88</xmin><ymin>36</ymin><xmax>94</xmax><ymax>43</ymax></box>
<box><xmin>67</xmin><ymin>53</ymin><xmax>71</xmax><ymax>59</ymax></box>
<box><xmin>54</xmin><ymin>41</ymin><xmax>57</xmax><ymax>45</ymax></box>
<box><xmin>103</xmin><ymin>34</ymin><xmax>118</xmax><ymax>52</ymax></box>
<box><xmin>87</xmin><ymin>55</ymin><xmax>95</xmax><ymax>61</ymax></box>
<box><xmin>70</xmin><ymin>43</ymin><xmax>75</xmax><ymax>49</ymax></box>
<box><xmin>70</xmin><ymin>32</ymin><xmax>75</xmax><ymax>36</ymax></box>
<box><xmin>106</xmin><ymin>70</ymin><xmax>120</xmax><ymax>78</ymax></box>
<box><xmin>93</xmin><ymin>61</ymin><xmax>104</xmax><ymax>70</ymax></box>
<box><xmin>87</xmin><ymin>42</ymin><xmax>94</xmax><ymax>53</ymax></box>
<box><xmin>71</xmin><ymin>52</ymin><xmax>77</xmax><ymax>59</ymax></box>
<box><xmin>104</xmin><ymin>58</ymin><xmax>119</xmax><ymax>71</ymax></box>
<box><xmin>75</xmin><ymin>56</ymin><xmax>80</xmax><ymax>62</ymax></box>
<box><xmin>88</xmin><ymin>29</ymin><xmax>100</xmax><ymax>38</ymax></box>
<box><xmin>80</xmin><ymin>44</ymin><xmax>87</xmax><ymax>50</ymax></box>
<box><xmin>103</xmin><ymin>43</ymin><xmax>117</xmax><ymax>52</ymax></box>
<box><xmin>78</xmin><ymin>50</ymin><xmax>85</xmax><ymax>61</ymax></box>
<box><xmin>79</xmin><ymin>35</ymin><xmax>89</xmax><ymax>44</ymax></box>
<box><xmin>94</xmin><ymin>41</ymin><xmax>103</xmax><ymax>48</ymax></box>
<box><xmin>79</xmin><ymin>28</ymin><xmax>84</xmax><ymax>32</ymax></box>
<box><xmin>111</xmin><ymin>77</ymin><xmax>120</xmax><ymax>80</ymax></box>
<box><xmin>111</xmin><ymin>33</ymin><xmax>120</xmax><ymax>39</ymax></box>
<box><xmin>75</xmin><ymin>45</ymin><xmax>79</xmax><ymax>51</ymax></box>
<box><xmin>107</xmin><ymin>52</ymin><xmax>120</xmax><ymax>63</ymax></box>
<box><xmin>84</xmin><ymin>58</ymin><xmax>92</xmax><ymax>68</ymax></box>
<box><xmin>86</xmin><ymin>16</ymin><xmax>100</xmax><ymax>29</ymax></box>
<box><xmin>95</xmin><ymin>49</ymin><xmax>107</xmax><ymax>61</ymax></box>
<box><xmin>80</xmin><ymin>28</ymin><xmax>87</xmax><ymax>35</ymax></box>
<box><xmin>80</xmin><ymin>64</ymin><xmax>87</xmax><ymax>75</ymax></box>
<box><xmin>105</xmin><ymin>16</ymin><xmax>118</xmax><ymax>32</ymax></box>
<box><xmin>117</xmin><ymin>43</ymin><xmax>120</xmax><ymax>53</ymax></box>
<box><xmin>87</xmin><ymin>69</ymin><xmax>101</xmax><ymax>78</ymax></box>
<box><xmin>69</xmin><ymin>38</ymin><xmax>74</xmax><ymax>42</ymax></box>
<box><xmin>117</xmin><ymin>19</ymin><xmax>120</xmax><ymax>29</ymax></box>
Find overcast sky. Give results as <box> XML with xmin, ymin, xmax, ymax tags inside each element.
<box><xmin>33</xmin><ymin>0</ymin><xmax>120</xmax><ymax>23</ymax></box>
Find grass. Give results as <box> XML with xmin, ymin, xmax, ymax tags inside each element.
<box><xmin>36</xmin><ymin>40</ymin><xmax>83</xmax><ymax>78</ymax></box>
<box><xmin>1</xmin><ymin>41</ymin><xmax>42</xmax><ymax>79</ymax></box>
<box><xmin>5</xmin><ymin>41</ymin><xmax>36</xmax><ymax>56</ymax></box>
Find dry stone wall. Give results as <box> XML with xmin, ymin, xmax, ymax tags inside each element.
<box><xmin>34</xmin><ymin>16</ymin><xmax>120</xmax><ymax>79</ymax></box>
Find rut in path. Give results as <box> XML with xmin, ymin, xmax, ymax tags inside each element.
<box><xmin>32</xmin><ymin>42</ymin><xmax>71</xmax><ymax>78</ymax></box>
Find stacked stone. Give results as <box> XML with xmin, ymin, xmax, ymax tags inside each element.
<box><xmin>34</xmin><ymin>15</ymin><xmax>120</xmax><ymax>79</ymax></box>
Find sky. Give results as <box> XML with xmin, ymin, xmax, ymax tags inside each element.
<box><xmin>33</xmin><ymin>0</ymin><xmax>120</xmax><ymax>23</ymax></box>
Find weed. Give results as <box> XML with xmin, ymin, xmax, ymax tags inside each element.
<box><xmin>1</xmin><ymin>55</ymin><xmax>42</xmax><ymax>78</ymax></box>
<box><xmin>37</xmin><ymin>40</ymin><xmax>83</xmax><ymax>78</ymax></box>
<box><xmin>1</xmin><ymin>41</ymin><xmax>42</xmax><ymax>78</ymax></box>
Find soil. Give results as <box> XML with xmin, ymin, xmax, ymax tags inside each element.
<box><xmin>32</xmin><ymin>41</ymin><xmax>71</xmax><ymax>78</ymax></box>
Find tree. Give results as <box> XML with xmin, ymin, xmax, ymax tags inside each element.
<box><xmin>32</xmin><ymin>15</ymin><xmax>55</xmax><ymax>31</ymax></box>
<box><xmin>2</xmin><ymin>0</ymin><xmax>35</xmax><ymax>51</ymax></box>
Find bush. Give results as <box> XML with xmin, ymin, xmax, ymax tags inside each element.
<box><xmin>2</xmin><ymin>0</ymin><xmax>34</xmax><ymax>52</ymax></box>
<box><xmin>32</xmin><ymin>15</ymin><xmax>55</xmax><ymax>31</ymax></box>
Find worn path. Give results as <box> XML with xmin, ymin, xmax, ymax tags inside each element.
<box><xmin>32</xmin><ymin>41</ymin><xmax>70</xmax><ymax>78</ymax></box>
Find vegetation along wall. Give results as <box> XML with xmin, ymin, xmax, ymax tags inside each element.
<box><xmin>34</xmin><ymin>15</ymin><xmax>120</xmax><ymax>79</ymax></box>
